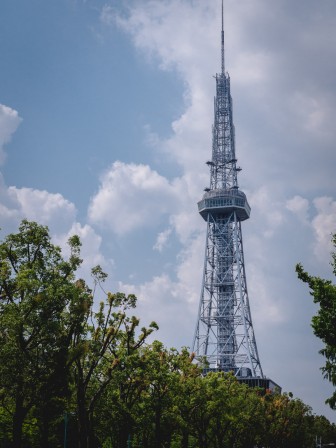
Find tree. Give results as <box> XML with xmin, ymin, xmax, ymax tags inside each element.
<box><xmin>261</xmin><ymin>392</ymin><xmax>312</xmax><ymax>448</ymax></box>
<box><xmin>0</xmin><ymin>221</ymin><xmax>158</xmax><ymax>448</ymax></box>
<box><xmin>2</xmin><ymin>220</ymin><xmax>336</xmax><ymax>447</ymax></box>
<box><xmin>191</xmin><ymin>372</ymin><xmax>264</xmax><ymax>448</ymax></box>
<box><xmin>69</xmin><ymin>267</ymin><xmax>158</xmax><ymax>448</ymax></box>
<box><xmin>296</xmin><ymin>234</ymin><xmax>336</xmax><ymax>409</ymax></box>
<box><xmin>129</xmin><ymin>341</ymin><xmax>182</xmax><ymax>448</ymax></box>
<box><xmin>0</xmin><ymin>220</ymin><xmax>85</xmax><ymax>447</ymax></box>
<box><xmin>311</xmin><ymin>414</ymin><xmax>336</xmax><ymax>446</ymax></box>
<box><xmin>93</xmin><ymin>347</ymin><xmax>148</xmax><ymax>447</ymax></box>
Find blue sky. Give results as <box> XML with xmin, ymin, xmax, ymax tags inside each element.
<box><xmin>1</xmin><ymin>0</ymin><xmax>336</xmax><ymax>422</ymax></box>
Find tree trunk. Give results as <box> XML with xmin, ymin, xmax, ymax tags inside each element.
<box><xmin>12</xmin><ymin>394</ymin><xmax>27</xmax><ymax>448</ymax></box>
<box><xmin>88</xmin><ymin>411</ymin><xmax>101</xmax><ymax>448</ymax></box>
<box><xmin>197</xmin><ymin>429</ymin><xmax>208</xmax><ymax>448</ymax></box>
<box><xmin>142</xmin><ymin>431</ymin><xmax>149</xmax><ymax>448</ymax></box>
<box><xmin>40</xmin><ymin>416</ymin><xmax>50</xmax><ymax>448</ymax></box>
<box><xmin>77</xmin><ymin>385</ymin><xmax>89</xmax><ymax>448</ymax></box>
<box><xmin>181</xmin><ymin>430</ymin><xmax>189</xmax><ymax>448</ymax></box>
<box><xmin>154</xmin><ymin>404</ymin><xmax>162</xmax><ymax>448</ymax></box>
<box><xmin>118</xmin><ymin>418</ymin><xmax>132</xmax><ymax>448</ymax></box>
<box><xmin>164</xmin><ymin>432</ymin><xmax>171</xmax><ymax>448</ymax></box>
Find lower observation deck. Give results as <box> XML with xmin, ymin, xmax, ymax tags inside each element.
<box><xmin>198</xmin><ymin>188</ymin><xmax>251</xmax><ymax>221</ymax></box>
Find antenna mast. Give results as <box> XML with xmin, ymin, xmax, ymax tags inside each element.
<box><xmin>193</xmin><ymin>0</ymin><xmax>280</xmax><ymax>394</ymax></box>
<box><xmin>193</xmin><ymin>0</ymin><xmax>264</xmax><ymax>379</ymax></box>
<box><xmin>221</xmin><ymin>0</ymin><xmax>225</xmax><ymax>74</ymax></box>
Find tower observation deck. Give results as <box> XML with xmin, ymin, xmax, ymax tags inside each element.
<box><xmin>192</xmin><ymin>2</ymin><xmax>279</xmax><ymax>389</ymax></box>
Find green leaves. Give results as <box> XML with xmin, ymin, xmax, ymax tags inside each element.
<box><xmin>296</xmin><ymin>234</ymin><xmax>336</xmax><ymax>410</ymax></box>
<box><xmin>1</xmin><ymin>221</ymin><xmax>335</xmax><ymax>447</ymax></box>
<box><xmin>0</xmin><ymin>220</ymin><xmax>87</xmax><ymax>446</ymax></box>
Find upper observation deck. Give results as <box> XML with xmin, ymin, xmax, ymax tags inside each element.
<box><xmin>198</xmin><ymin>188</ymin><xmax>250</xmax><ymax>221</ymax></box>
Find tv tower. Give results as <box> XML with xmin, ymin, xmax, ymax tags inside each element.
<box><xmin>192</xmin><ymin>2</ymin><xmax>275</xmax><ymax>386</ymax></box>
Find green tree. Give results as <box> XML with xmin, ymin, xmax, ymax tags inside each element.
<box><xmin>191</xmin><ymin>372</ymin><xmax>263</xmax><ymax>448</ymax></box>
<box><xmin>70</xmin><ymin>267</ymin><xmax>158</xmax><ymax>448</ymax></box>
<box><xmin>130</xmin><ymin>341</ymin><xmax>181</xmax><ymax>448</ymax></box>
<box><xmin>2</xmin><ymin>220</ymin><xmax>335</xmax><ymax>447</ymax></box>
<box><xmin>0</xmin><ymin>221</ymin><xmax>158</xmax><ymax>448</ymax></box>
<box><xmin>168</xmin><ymin>348</ymin><xmax>201</xmax><ymax>448</ymax></box>
<box><xmin>311</xmin><ymin>414</ymin><xmax>336</xmax><ymax>446</ymax></box>
<box><xmin>261</xmin><ymin>392</ymin><xmax>312</xmax><ymax>448</ymax></box>
<box><xmin>95</xmin><ymin>344</ymin><xmax>200</xmax><ymax>448</ymax></box>
<box><xmin>94</xmin><ymin>347</ymin><xmax>148</xmax><ymax>447</ymax></box>
<box><xmin>0</xmin><ymin>220</ymin><xmax>85</xmax><ymax>447</ymax></box>
<box><xmin>296</xmin><ymin>234</ymin><xmax>336</xmax><ymax>409</ymax></box>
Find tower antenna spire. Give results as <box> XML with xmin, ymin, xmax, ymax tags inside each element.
<box><xmin>221</xmin><ymin>0</ymin><xmax>225</xmax><ymax>74</ymax></box>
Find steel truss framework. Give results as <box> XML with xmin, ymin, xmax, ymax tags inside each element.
<box><xmin>192</xmin><ymin>42</ymin><xmax>263</xmax><ymax>378</ymax></box>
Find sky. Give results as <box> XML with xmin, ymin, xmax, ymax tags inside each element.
<box><xmin>1</xmin><ymin>0</ymin><xmax>336</xmax><ymax>423</ymax></box>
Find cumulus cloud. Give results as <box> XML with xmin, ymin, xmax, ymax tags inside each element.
<box><xmin>175</xmin><ymin>231</ymin><xmax>204</xmax><ymax>303</ymax></box>
<box><xmin>103</xmin><ymin>0</ymin><xmax>336</xmax><ymax>216</ymax></box>
<box><xmin>0</xmin><ymin>183</ymin><xmax>77</xmax><ymax>235</ymax></box>
<box><xmin>0</xmin><ymin>104</ymin><xmax>22</xmax><ymax>165</ymax></box>
<box><xmin>290</xmin><ymin>92</ymin><xmax>334</xmax><ymax>139</ymax></box>
<box><xmin>248</xmin><ymin>186</ymin><xmax>286</xmax><ymax>239</ymax></box>
<box><xmin>0</xmin><ymin>178</ymin><xmax>109</xmax><ymax>289</ymax></box>
<box><xmin>9</xmin><ymin>187</ymin><xmax>76</xmax><ymax>230</ymax></box>
<box><xmin>119</xmin><ymin>267</ymin><xmax>198</xmax><ymax>349</ymax></box>
<box><xmin>107</xmin><ymin>1</ymin><xmax>218</xmax><ymax>76</ymax></box>
<box><xmin>312</xmin><ymin>197</ymin><xmax>336</xmax><ymax>262</ymax></box>
<box><xmin>0</xmin><ymin>104</ymin><xmax>77</xmax><ymax>237</ymax></box>
<box><xmin>53</xmin><ymin>222</ymin><xmax>109</xmax><ymax>282</ymax></box>
<box><xmin>153</xmin><ymin>227</ymin><xmax>172</xmax><ymax>252</ymax></box>
<box><xmin>106</xmin><ymin>0</ymin><xmax>215</xmax><ymax>178</ymax></box>
<box><xmin>286</xmin><ymin>195</ymin><xmax>310</xmax><ymax>224</ymax></box>
<box><xmin>284</xmin><ymin>195</ymin><xmax>336</xmax><ymax>264</ymax></box>
<box><xmin>88</xmin><ymin>161</ymin><xmax>182</xmax><ymax>235</ymax></box>
<box><xmin>102</xmin><ymin>0</ymin><xmax>336</xmax><ymax>320</ymax></box>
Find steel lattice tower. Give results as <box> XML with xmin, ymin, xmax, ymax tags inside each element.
<box><xmin>192</xmin><ymin>1</ymin><xmax>263</xmax><ymax>379</ymax></box>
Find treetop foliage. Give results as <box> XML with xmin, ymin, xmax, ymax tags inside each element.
<box><xmin>296</xmin><ymin>234</ymin><xmax>336</xmax><ymax>410</ymax></box>
<box><xmin>0</xmin><ymin>221</ymin><xmax>335</xmax><ymax>448</ymax></box>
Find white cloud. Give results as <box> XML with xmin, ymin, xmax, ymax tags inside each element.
<box><xmin>0</xmin><ymin>180</ymin><xmax>77</xmax><ymax>234</ymax></box>
<box><xmin>153</xmin><ymin>227</ymin><xmax>172</xmax><ymax>252</ymax></box>
<box><xmin>88</xmin><ymin>161</ymin><xmax>181</xmax><ymax>235</ymax></box>
<box><xmin>247</xmin><ymin>260</ymin><xmax>286</xmax><ymax>326</ymax></box>
<box><xmin>103</xmin><ymin>6</ymin><xmax>335</xmax><ymax>292</ymax></box>
<box><xmin>100</xmin><ymin>5</ymin><xmax>116</xmax><ymax>26</ymax></box>
<box><xmin>53</xmin><ymin>222</ymin><xmax>108</xmax><ymax>282</ymax></box>
<box><xmin>169</xmin><ymin>209</ymin><xmax>202</xmax><ymax>244</ymax></box>
<box><xmin>0</xmin><ymin>104</ymin><xmax>22</xmax><ymax>165</ymax></box>
<box><xmin>312</xmin><ymin>197</ymin><xmax>336</xmax><ymax>262</ymax></box>
<box><xmin>231</xmin><ymin>51</ymin><xmax>272</xmax><ymax>86</ymax></box>
<box><xmin>0</xmin><ymin>105</ymin><xmax>78</xmax><ymax>239</ymax></box>
<box><xmin>118</xmin><ymin>266</ymin><xmax>199</xmax><ymax>349</ymax></box>
<box><xmin>285</xmin><ymin>195</ymin><xmax>336</xmax><ymax>264</ymax></box>
<box><xmin>175</xmin><ymin>231</ymin><xmax>204</xmax><ymax>304</ymax></box>
<box><xmin>248</xmin><ymin>186</ymin><xmax>286</xmax><ymax>238</ymax></box>
<box><xmin>286</xmin><ymin>195</ymin><xmax>310</xmax><ymax>224</ymax></box>
<box><xmin>0</xmin><ymin>179</ymin><xmax>109</xmax><ymax>291</ymax></box>
<box><xmin>290</xmin><ymin>91</ymin><xmax>335</xmax><ymax>140</ymax></box>
<box><xmin>109</xmin><ymin>0</ymin><xmax>216</xmax><ymax>177</ymax></box>
<box><xmin>110</xmin><ymin>1</ymin><xmax>218</xmax><ymax>75</ymax></box>
<box><xmin>7</xmin><ymin>187</ymin><xmax>77</xmax><ymax>231</ymax></box>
